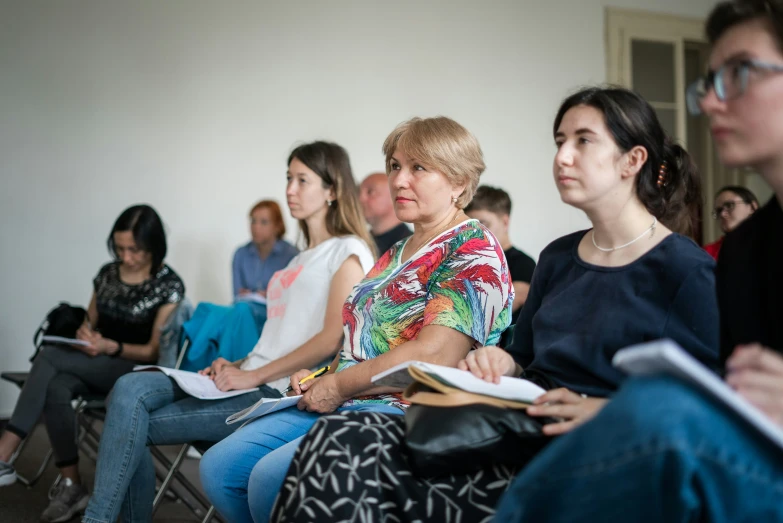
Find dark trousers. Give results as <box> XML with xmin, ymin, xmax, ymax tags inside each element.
<box><xmin>6</xmin><ymin>345</ymin><xmax>135</xmax><ymax>467</ymax></box>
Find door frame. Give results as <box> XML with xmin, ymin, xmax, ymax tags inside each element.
<box><xmin>605</xmin><ymin>7</ymin><xmax>732</xmax><ymax>242</ymax></box>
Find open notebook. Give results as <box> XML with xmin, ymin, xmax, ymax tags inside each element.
<box><xmin>133</xmin><ymin>366</ymin><xmax>259</xmax><ymax>400</ymax></box>
<box><xmin>613</xmin><ymin>339</ymin><xmax>783</xmax><ymax>451</ymax></box>
<box><xmin>372</xmin><ymin>361</ymin><xmax>546</xmax><ymax>403</ymax></box>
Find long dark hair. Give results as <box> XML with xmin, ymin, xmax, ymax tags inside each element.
<box><xmin>288</xmin><ymin>141</ymin><xmax>375</xmax><ymax>255</ymax></box>
<box><xmin>107</xmin><ymin>204</ymin><xmax>167</xmax><ymax>274</ymax></box>
<box><xmin>554</xmin><ymin>86</ymin><xmax>701</xmax><ymax>236</ymax></box>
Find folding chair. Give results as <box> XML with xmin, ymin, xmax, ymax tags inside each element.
<box><xmin>2</xmin><ymin>372</ymin><xmax>55</xmax><ymax>487</ymax></box>
<box><xmin>0</xmin><ymin>299</ymin><xmax>194</xmax><ymax>490</ymax></box>
<box><xmin>151</xmin><ymin>441</ymin><xmax>219</xmax><ymax>522</ymax></box>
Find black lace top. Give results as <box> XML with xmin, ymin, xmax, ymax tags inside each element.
<box><xmin>93</xmin><ymin>262</ymin><xmax>185</xmax><ymax>345</ymax></box>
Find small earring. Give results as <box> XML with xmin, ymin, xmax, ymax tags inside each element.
<box><xmin>326</xmin><ymin>200</ymin><xmax>332</xmax><ymax>207</ymax></box>
<box><xmin>451</xmin><ymin>196</ymin><xmax>458</xmax><ymax>204</ymax></box>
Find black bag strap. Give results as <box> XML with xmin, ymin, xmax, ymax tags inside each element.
<box><xmin>30</xmin><ymin>318</ymin><xmax>49</xmax><ymax>362</ymax></box>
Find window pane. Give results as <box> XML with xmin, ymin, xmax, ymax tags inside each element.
<box><xmin>632</xmin><ymin>40</ymin><xmax>675</xmax><ymax>103</ymax></box>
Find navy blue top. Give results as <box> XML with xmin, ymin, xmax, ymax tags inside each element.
<box><xmin>508</xmin><ymin>230</ymin><xmax>720</xmax><ymax>397</ymax></box>
<box><xmin>232</xmin><ymin>239</ymin><xmax>299</xmax><ymax>297</ymax></box>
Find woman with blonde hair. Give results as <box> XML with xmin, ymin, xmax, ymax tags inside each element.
<box><xmin>272</xmin><ymin>87</ymin><xmax>721</xmax><ymax>522</ymax></box>
<box><xmin>200</xmin><ymin>117</ymin><xmax>513</xmax><ymax>523</ymax></box>
<box><xmin>82</xmin><ymin>141</ymin><xmax>375</xmax><ymax>523</ymax></box>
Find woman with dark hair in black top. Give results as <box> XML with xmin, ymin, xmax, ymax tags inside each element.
<box><xmin>488</xmin><ymin>1</ymin><xmax>783</xmax><ymax>520</ymax></box>
<box><xmin>0</xmin><ymin>204</ymin><xmax>184</xmax><ymax>523</ymax></box>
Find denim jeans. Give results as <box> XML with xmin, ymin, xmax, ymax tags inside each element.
<box><xmin>82</xmin><ymin>371</ymin><xmax>279</xmax><ymax>523</ymax></box>
<box><xmin>200</xmin><ymin>403</ymin><xmax>404</xmax><ymax>523</ymax></box>
<box><xmin>494</xmin><ymin>375</ymin><xmax>783</xmax><ymax>522</ymax></box>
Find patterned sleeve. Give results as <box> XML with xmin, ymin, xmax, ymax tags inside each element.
<box><xmin>92</xmin><ymin>262</ymin><xmax>114</xmax><ymax>293</ymax></box>
<box><xmin>159</xmin><ymin>268</ymin><xmax>186</xmax><ymax>304</ymax></box>
<box><xmin>422</xmin><ymin>229</ymin><xmax>513</xmax><ymax>346</ymax></box>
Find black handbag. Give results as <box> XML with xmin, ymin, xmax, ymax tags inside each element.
<box><xmin>402</xmin><ymin>367</ymin><xmax>558</xmax><ymax>477</ymax></box>
<box><xmin>31</xmin><ymin>302</ymin><xmax>87</xmax><ymax>361</ymax></box>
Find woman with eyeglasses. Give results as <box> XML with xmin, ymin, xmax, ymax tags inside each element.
<box><xmin>704</xmin><ymin>185</ymin><xmax>759</xmax><ymax>259</ymax></box>
<box><xmin>489</xmin><ymin>1</ymin><xmax>783</xmax><ymax>521</ymax></box>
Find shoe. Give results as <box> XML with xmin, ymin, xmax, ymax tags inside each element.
<box><xmin>0</xmin><ymin>460</ymin><xmax>17</xmax><ymax>487</ymax></box>
<box><xmin>40</xmin><ymin>478</ymin><xmax>89</xmax><ymax>523</ymax></box>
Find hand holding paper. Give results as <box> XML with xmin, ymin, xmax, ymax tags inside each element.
<box><xmin>297</xmin><ymin>373</ymin><xmax>344</xmax><ymax>414</ymax></box>
<box><xmin>725</xmin><ymin>343</ymin><xmax>783</xmax><ymax>427</ymax></box>
<box><xmin>457</xmin><ymin>346</ymin><xmax>518</xmax><ymax>383</ymax></box>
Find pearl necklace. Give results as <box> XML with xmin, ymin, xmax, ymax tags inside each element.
<box><xmin>591</xmin><ymin>217</ymin><xmax>657</xmax><ymax>252</ymax></box>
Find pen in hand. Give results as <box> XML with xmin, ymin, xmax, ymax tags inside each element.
<box><xmin>283</xmin><ymin>366</ymin><xmax>331</xmax><ymax>394</ymax></box>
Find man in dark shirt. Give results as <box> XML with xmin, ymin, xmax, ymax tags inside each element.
<box><xmin>359</xmin><ymin>172</ymin><xmax>411</xmax><ymax>255</ymax></box>
<box><xmin>465</xmin><ymin>185</ymin><xmax>536</xmax><ymax>324</ymax></box>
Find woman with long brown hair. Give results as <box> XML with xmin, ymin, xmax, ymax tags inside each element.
<box><xmin>82</xmin><ymin>141</ymin><xmax>375</xmax><ymax>523</ymax></box>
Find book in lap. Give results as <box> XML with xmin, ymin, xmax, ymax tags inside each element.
<box><xmin>133</xmin><ymin>365</ymin><xmax>259</xmax><ymax>400</ymax></box>
<box><xmin>372</xmin><ymin>361</ymin><xmax>546</xmax><ymax>404</ymax></box>
<box><xmin>613</xmin><ymin>339</ymin><xmax>783</xmax><ymax>451</ymax></box>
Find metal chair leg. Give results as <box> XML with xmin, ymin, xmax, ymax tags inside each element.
<box><xmin>152</xmin><ymin>443</ymin><xmax>190</xmax><ymax>512</ymax></box>
<box><xmin>202</xmin><ymin>505</ymin><xmax>217</xmax><ymax>523</ymax></box>
<box><xmin>15</xmin><ymin>447</ymin><xmax>54</xmax><ymax>488</ymax></box>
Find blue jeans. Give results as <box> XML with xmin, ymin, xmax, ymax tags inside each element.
<box><xmin>200</xmin><ymin>403</ymin><xmax>404</xmax><ymax>523</ymax></box>
<box><xmin>82</xmin><ymin>371</ymin><xmax>279</xmax><ymax>523</ymax></box>
<box><xmin>495</xmin><ymin>376</ymin><xmax>783</xmax><ymax>522</ymax></box>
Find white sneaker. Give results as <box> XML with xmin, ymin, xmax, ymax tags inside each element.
<box><xmin>0</xmin><ymin>460</ymin><xmax>17</xmax><ymax>486</ymax></box>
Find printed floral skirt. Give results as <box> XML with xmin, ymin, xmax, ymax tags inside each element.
<box><xmin>271</xmin><ymin>410</ymin><xmax>523</xmax><ymax>523</ymax></box>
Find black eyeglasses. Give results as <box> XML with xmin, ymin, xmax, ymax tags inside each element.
<box><xmin>686</xmin><ymin>59</ymin><xmax>783</xmax><ymax>115</ymax></box>
<box><xmin>712</xmin><ymin>199</ymin><xmax>748</xmax><ymax>219</ymax></box>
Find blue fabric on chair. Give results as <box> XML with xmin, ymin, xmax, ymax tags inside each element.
<box><xmin>180</xmin><ymin>301</ymin><xmax>264</xmax><ymax>371</ymax></box>
<box><xmin>157</xmin><ymin>298</ymin><xmax>194</xmax><ymax>368</ymax></box>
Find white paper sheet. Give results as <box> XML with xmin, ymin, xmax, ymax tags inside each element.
<box><xmin>133</xmin><ymin>365</ymin><xmax>259</xmax><ymax>400</ymax></box>
<box><xmin>371</xmin><ymin>360</ymin><xmax>546</xmax><ymax>403</ymax></box>
<box><xmin>613</xmin><ymin>339</ymin><xmax>783</xmax><ymax>451</ymax></box>
<box><xmin>225</xmin><ymin>395</ymin><xmax>302</xmax><ymax>425</ymax></box>
<box><xmin>42</xmin><ymin>335</ymin><xmax>90</xmax><ymax>347</ymax></box>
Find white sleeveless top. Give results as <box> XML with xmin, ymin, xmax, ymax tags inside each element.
<box><xmin>240</xmin><ymin>235</ymin><xmax>374</xmax><ymax>391</ymax></box>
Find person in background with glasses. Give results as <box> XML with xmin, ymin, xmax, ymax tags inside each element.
<box><xmin>487</xmin><ymin>1</ymin><xmax>783</xmax><ymax>521</ymax></box>
<box><xmin>704</xmin><ymin>185</ymin><xmax>759</xmax><ymax>259</ymax></box>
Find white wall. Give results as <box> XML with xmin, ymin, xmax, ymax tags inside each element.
<box><xmin>0</xmin><ymin>0</ymin><xmax>719</xmax><ymax>416</ymax></box>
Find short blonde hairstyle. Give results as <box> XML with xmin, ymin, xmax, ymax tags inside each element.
<box><xmin>382</xmin><ymin>116</ymin><xmax>486</xmax><ymax>209</ymax></box>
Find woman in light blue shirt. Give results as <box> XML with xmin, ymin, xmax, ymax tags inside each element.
<box><xmin>232</xmin><ymin>200</ymin><xmax>298</xmax><ymax>300</ymax></box>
